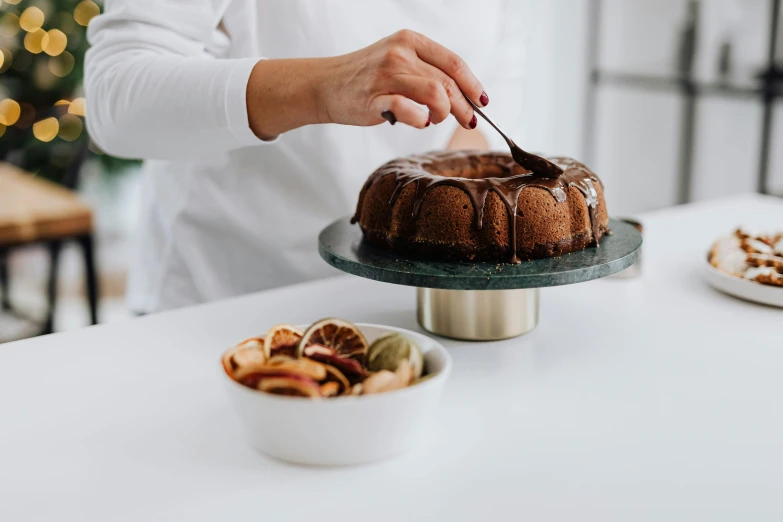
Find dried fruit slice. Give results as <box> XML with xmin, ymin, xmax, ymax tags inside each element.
<box><xmin>297</xmin><ymin>319</ymin><xmax>368</xmax><ymax>363</ymax></box>
<box><xmin>236</xmin><ymin>366</ymin><xmax>320</xmax><ymax>395</ymax></box>
<box><xmin>322</xmin><ymin>364</ymin><xmax>350</xmax><ymax>393</ymax></box>
<box><xmin>265</xmin><ymin>356</ymin><xmax>327</xmax><ymax>381</ymax></box>
<box><xmin>367</xmin><ymin>333</ymin><xmax>423</xmax><ymax>379</ymax></box>
<box><xmin>263</xmin><ymin>324</ymin><xmax>303</xmax><ymax>359</ymax></box>
<box><xmin>320</xmin><ymin>381</ymin><xmax>340</xmax><ymax>397</ymax></box>
<box><xmin>304</xmin><ymin>348</ymin><xmax>367</xmax><ymax>383</ymax></box>
<box><xmin>362</xmin><ymin>362</ymin><xmax>411</xmax><ymax>395</ymax></box>
<box><xmin>221</xmin><ymin>337</ymin><xmax>266</xmax><ymax>378</ymax></box>
<box><xmin>258</xmin><ymin>376</ymin><xmax>322</xmax><ymax>398</ymax></box>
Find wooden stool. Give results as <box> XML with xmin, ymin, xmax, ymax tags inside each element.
<box><xmin>0</xmin><ymin>162</ymin><xmax>99</xmax><ymax>335</ymax></box>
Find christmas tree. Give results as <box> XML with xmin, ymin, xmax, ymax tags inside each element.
<box><xmin>0</xmin><ymin>0</ymin><xmax>135</xmax><ymax>185</ymax></box>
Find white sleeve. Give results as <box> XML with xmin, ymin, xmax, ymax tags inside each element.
<box><xmin>84</xmin><ymin>0</ymin><xmax>267</xmax><ymax>160</ymax></box>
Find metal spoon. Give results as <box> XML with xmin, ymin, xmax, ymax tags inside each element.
<box><xmin>463</xmin><ymin>94</ymin><xmax>564</xmax><ymax>179</ymax></box>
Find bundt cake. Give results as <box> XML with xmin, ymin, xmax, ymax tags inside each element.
<box><xmin>351</xmin><ymin>150</ymin><xmax>609</xmax><ymax>264</ymax></box>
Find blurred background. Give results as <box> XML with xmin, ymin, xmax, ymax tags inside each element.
<box><xmin>0</xmin><ymin>0</ymin><xmax>781</xmax><ymax>342</ymax></box>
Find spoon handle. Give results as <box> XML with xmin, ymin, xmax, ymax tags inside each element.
<box><xmin>463</xmin><ymin>96</ymin><xmax>515</xmax><ymax>148</ymax></box>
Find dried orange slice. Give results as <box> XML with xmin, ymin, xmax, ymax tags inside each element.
<box><xmin>297</xmin><ymin>318</ymin><xmax>368</xmax><ymax>363</ymax></box>
<box><xmin>263</xmin><ymin>324</ymin><xmax>303</xmax><ymax>359</ymax></box>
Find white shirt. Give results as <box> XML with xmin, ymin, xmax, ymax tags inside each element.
<box><xmin>86</xmin><ymin>0</ymin><xmax>524</xmax><ymax>313</ymax></box>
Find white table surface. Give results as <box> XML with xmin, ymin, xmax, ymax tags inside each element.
<box><xmin>2</xmin><ymin>194</ymin><xmax>782</xmax><ymax>522</ymax></box>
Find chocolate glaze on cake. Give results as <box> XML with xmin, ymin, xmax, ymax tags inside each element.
<box><xmin>352</xmin><ymin>150</ymin><xmax>609</xmax><ymax>264</ymax></box>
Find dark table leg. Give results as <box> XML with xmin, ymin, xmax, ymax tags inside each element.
<box><xmin>78</xmin><ymin>234</ymin><xmax>99</xmax><ymax>326</ymax></box>
<box><xmin>0</xmin><ymin>248</ymin><xmax>10</xmax><ymax>311</ymax></box>
<box><xmin>757</xmin><ymin>0</ymin><xmax>781</xmax><ymax>195</ymax></box>
<box><xmin>42</xmin><ymin>240</ymin><xmax>62</xmax><ymax>335</ymax></box>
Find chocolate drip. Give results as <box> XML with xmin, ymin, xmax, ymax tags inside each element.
<box><xmin>352</xmin><ymin>151</ymin><xmax>602</xmax><ymax>264</ymax></box>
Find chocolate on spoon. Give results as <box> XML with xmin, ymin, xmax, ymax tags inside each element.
<box><xmin>463</xmin><ymin>94</ymin><xmax>564</xmax><ymax>179</ymax></box>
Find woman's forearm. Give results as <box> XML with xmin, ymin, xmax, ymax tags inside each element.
<box><xmin>246</xmin><ymin>58</ymin><xmax>331</xmax><ymax>140</ymax></box>
<box><xmin>246</xmin><ymin>30</ymin><xmax>490</xmax><ymax>138</ymax></box>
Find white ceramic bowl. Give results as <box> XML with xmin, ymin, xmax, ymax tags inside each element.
<box><xmin>703</xmin><ymin>260</ymin><xmax>783</xmax><ymax>308</ymax></box>
<box><xmin>221</xmin><ymin>323</ymin><xmax>452</xmax><ymax>466</ymax></box>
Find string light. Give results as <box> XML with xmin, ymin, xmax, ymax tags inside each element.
<box><xmin>19</xmin><ymin>7</ymin><xmax>45</xmax><ymax>32</ymax></box>
<box><xmin>68</xmin><ymin>97</ymin><xmax>86</xmax><ymax>116</ymax></box>
<box><xmin>58</xmin><ymin>114</ymin><xmax>82</xmax><ymax>141</ymax></box>
<box><xmin>48</xmin><ymin>51</ymin><xmax>74</xmax><ymax>77</ymax></box>
<box><xmin>33</xmin><ymin>117</ymin><xmax>59</xmax><ymax>142</ymax></box>
<box><xmin>44</xmin><ymin>29</ymin><xmax>67</xmax><ymax>56</ymax></box>
<box><xmin>74</xmin><ymin>1</ymin><xmax>100</xmax><ymax>27</ymax></box>
<box><xmin>0</xmin><ymin>99</ymin><xmax>21</xmax><ymax>126</ymax></box>
<box><xmin>24</xmin><ymin>29</ymin><xmax>50</xmax><ymax>54</ymax></box>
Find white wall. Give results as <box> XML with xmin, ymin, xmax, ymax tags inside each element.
<box><xmin>518</xmin><ymin>0</ymin><xmax>782</xmax><ymax>216</ymax></box>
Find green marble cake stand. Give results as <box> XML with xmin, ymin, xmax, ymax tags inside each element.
<box><xmin>318</xmin><ymin>218</ymin><xmax>642</xmax><ymax>340</ymax></box>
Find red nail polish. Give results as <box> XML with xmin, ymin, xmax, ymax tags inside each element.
<box><xmin>469</xmin><ymin>114</ymin><xmax>477</xmax><ymax>129</ymax></box>
<box><xmin>425</xmin><ymin>118</ymin><xmax>431</xmax><ymax>127</ymax></box>
<box><xmin>479</xmin><ymin>91</ymin><xmax>489</xmax><ymax>106</ymax></box>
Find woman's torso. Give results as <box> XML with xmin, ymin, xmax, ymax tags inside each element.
<box><xmin>128</xmin><ymin>0</ymin><xmax>505</xmax><ymax>313</ymax></box>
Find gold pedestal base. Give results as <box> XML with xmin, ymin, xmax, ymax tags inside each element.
<box><xmin>417</xmin><ymin>288</ymin><xmax>539</xmax><ymax>341</ymax></box>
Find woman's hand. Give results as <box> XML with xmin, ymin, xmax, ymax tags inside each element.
<box><xmin>319</xmin><ymin>29</ymin><xmax>488</xmax><ymax>130</ymax></box>
<box><xmin>246</xmin><ymin>30</ymin><xmax>488</xmax><ymax>140</ymax></box>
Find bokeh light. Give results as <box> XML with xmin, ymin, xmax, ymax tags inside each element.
<box><xmin>0</xmin><ymin>13</ymin><xmax>21</xmax><ymax>38</ymax></box>
<box><xmin>5</xmin><ymin>0</ymin><xmax>24</xmax><ymax>5</ymax></box>
<box><xmin>54</xmin><ymin>99</ymin><xmax>71</xmax><ymax>107</ymax></box>
<box><xmin>0</xmin><ymin>99</ymin><xmax>21</xmax><ymax>126</ymax></box>
<box><xmin>19</xmin><ymin>7</ymin><xmax>45</xmax><ymax>32</ymax></box>
<box><xmin>33</xmin><ymin>117</ymin><xmax>59</xmax><ymax>142</ymax></box>
<box><xmin>74</xmin><ymin>1</ymin><xmax>100</xmax><ymax>27</ymax></box>
<box><xmin>58</xmin><ymin>113</ymin><xmax>82</xmax><ymax>141</ymax></box>
<box><xmin>0</xmin><ymin>48</ymin><xmax>9</xmax><ymax>72</ymax></box>
<box><xmin>24</xmin><ymin>29</ymin><xmax>50</xmax><ymax>54</ymax></box>
<box><xmin>16</xmin><ymin>102</ymin><xmax>36</xmax><ymax>128</ymax></box>
<box><xmin>48</xmin><ymin>51</ymin><xmax>74</xmax><ymax>77</ymax></box>
<box><xmin>0</xmin><ymin>124</ymin><xmax>5</xmax><ymax>138</ymax></box>
<box><xmin>44</xmin><ymin>29</ymin><xmax>68</xmax><ymax>56</ymax></box>
<box><xmin>68</xmin><ymin>97</ymin><xmax>86</xmax><ymax>116</ymax></box>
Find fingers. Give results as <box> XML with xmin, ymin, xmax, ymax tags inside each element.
<box><xmin>417</xmin><ymin>61</ymin><xmax>476</xmax><ymax>129</ymax></box>
<box><xmin>370</xmin><ymin>95</ymin><xmax>430</xmax><ymax>129</ymax></box>
<box><xmin>400</xmin><ymin>30</ymin><xmax>487</xmax><ymax>110</ymax></box>
<box><xmin>389</xmin><ymin>75</ymin><xmax>450</xmax><ymax>124</ymax></box>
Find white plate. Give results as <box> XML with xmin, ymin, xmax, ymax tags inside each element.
<box><xmin>221</xmin><ymin>323</ymin><xmax>452</xmax><ymax>466</ymax></box>
<box><xmin>703</xmin><ymin>260</ymin><xmax>783</xmax><ymax>308</ymax></box>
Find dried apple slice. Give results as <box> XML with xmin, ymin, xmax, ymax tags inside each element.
<box><xmin>322</xmin><ymin>364</ymin><xmax>350</xmax><ymax>393</ymax></box>
<box><xmin>304</xmin><ymin>349</ymin><xmax>367</xmax><ymax>382</ymax></box>
<box><xmin>320</xmin><ymin>381</ymin><xmax>340</xmax><ymax>397</ymax></box>
<box><xmin>258</xmin><ymin>376</ymin><xmax>322</xmax><ymax>398</ymax></box>
<box><xmin>297</xmin><ymin>319</ymin><xmax>368</xmax><ymax>363</ymax></box>
<box><xmin>265</xmin><ymin>356</ymin><xmax>327</xmax><ymax>381</ymax></box>
<box><xmin>263</xmin><ymin>324</ymin><xmax>303</xmax><ymax>359</ymax></box>
<box><xmin>236</xmin><ymin>366</ymin><xmax>321</xmax><ymax>395</ymax></box>
<box><xmin>221</xmin><ymin>337</ymin><xmax>265</xmax><ymax>378</ymax></box>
